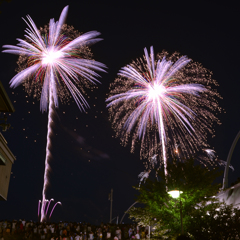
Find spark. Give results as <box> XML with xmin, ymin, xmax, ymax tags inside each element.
<box><xmin>218</xmin><ymin>160</ymin><xmax>234</xmax><ymax>171</ymax></box>
<box><xmin>107</xmin><ymin>46</ymin><xmax>221</xmax><ymax>176</ymax></box>
<box><xmin>3</xmin><ymin>5</ymin><xmax>105</xmax><ymax>222</ymax></box>
<box><xmin>138</xmin><ymin>170</ymin><xmax>151</xmax><ymax>187</ymax></box>
<box><xmin>150</xmin><ymin>154</ymin><xmax>157</xmax><ymax>168</ymax></box>
<box><xmin>204</xmin><ymin>149</ymin><xmax>216</xmax><ymax>160</ymax></box>
<box><xmin>204</xmin><ymin>149</ymin><xmax>234</xmax><ymax>171</ymax></box>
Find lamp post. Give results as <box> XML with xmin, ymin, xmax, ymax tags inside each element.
<box><xmin>120</xmin><ymin>201</ymin><xmax>139</xmax><ymax>224</ymax></box>
<box><xmin>168</xmin><ymin>190</ymin><xmax>183</xmax><ymax>234</ymax></box>
<box><xmin>109</xmin><ymin>188</ymin><xmax>113</xmax><ymax>223</ymax></box>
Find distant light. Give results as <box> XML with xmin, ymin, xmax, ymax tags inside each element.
<box><xmin>168</xmin><ymin>190</ymin><xmax>183</xmax><ymax>198</ymax></box>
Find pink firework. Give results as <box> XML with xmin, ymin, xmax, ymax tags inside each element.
<box><xmin>3</xmin><ymin>6</ymin><xmax>106</xmax><ymax>221</ymax></box>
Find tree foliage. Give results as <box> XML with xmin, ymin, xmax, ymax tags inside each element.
<box><xmin>188</xmin><ymin>201</ymin><xmax>240</xmax><ymax>239</ymax></box>
<box><xmin>129</xmin><ymin>159</ymin><xmax>240</xmax><ymax>239</ymax></box>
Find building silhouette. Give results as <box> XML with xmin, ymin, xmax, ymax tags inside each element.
<box><xmin>0</xmin><ymin>81</ymin><xmax>16</xmax><ymax>200</ymax></box>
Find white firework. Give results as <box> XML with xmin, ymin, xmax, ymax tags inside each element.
<box><xmin>107</xmin><ymin>46</ymin><xmax>219</xmax><ymax>177</ymax></box>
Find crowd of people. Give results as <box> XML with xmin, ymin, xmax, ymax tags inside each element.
<box><xmin>0</xmin><ymin>220</ymin><xmax>150</xmax><ymax>240</ymax></box>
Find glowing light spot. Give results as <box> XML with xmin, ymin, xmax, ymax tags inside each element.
<box><xmin>148</xmin><ymin>83</ymin><xmax>166</xmax><ymax>100</ymax></box>
<box><xmin>42</xmin><ymin>49</ymin><xmax>63</xmax><ymax>65</ymax></box>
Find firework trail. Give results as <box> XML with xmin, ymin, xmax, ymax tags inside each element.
<box><xmin>49</xmin><ymin>202</ymin><xmax>62</xmax><ymax>218</ymax></box>
<box><xmin>38</xmin><ymin>199</ymin><xmax>61</xmax><ymax>220</ymax></box>
<box><xmin>38</xmin><ymin>200</ymin><xmax>41</xmax><ymax>218</ymax></box>
<box><xmin>3</xmin><ymin>6</ymin><xmax>106</xmax><ymax>221</ymax></box>
<box><xmin>107</xmin><ymin>46</ymin><xmax>220</xmax><ymax>176</ymax></box>
<box><xmin>45</xmin><ymin>198</ymin><xmax>54</xmax><ymax>215</ymax></box>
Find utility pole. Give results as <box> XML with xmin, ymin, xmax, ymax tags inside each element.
<box><xmin>109</xmin><ymin>188</ymin><xmax>113</xmax><ymax>223</ymax></box>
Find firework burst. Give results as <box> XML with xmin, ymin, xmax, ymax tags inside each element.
<box><xmin>2</xmin><ymin>6</ymin><xmax>106</xmax><ymax>221</ymax></box>
<box><xmin>107</xmin><ymin>46</ymin><xmax>221</xmax><ymax>176</ymax></box>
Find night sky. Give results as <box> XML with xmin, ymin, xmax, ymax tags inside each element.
<box><xmin>0</xmin><ymin>0</ymin><xmax>239</xmax><ymax>224</ymax></box>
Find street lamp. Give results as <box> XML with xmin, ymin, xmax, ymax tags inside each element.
<box><xmin>168</xmin><ymin>190</ymin><xmax>183</xmax><ymax>234</ymax></box>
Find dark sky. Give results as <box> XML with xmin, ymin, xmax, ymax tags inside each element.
<box><xmin>0</xmin><ymin>0</ymin><xmax>239</xmax><ymax>224</ymax></box>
